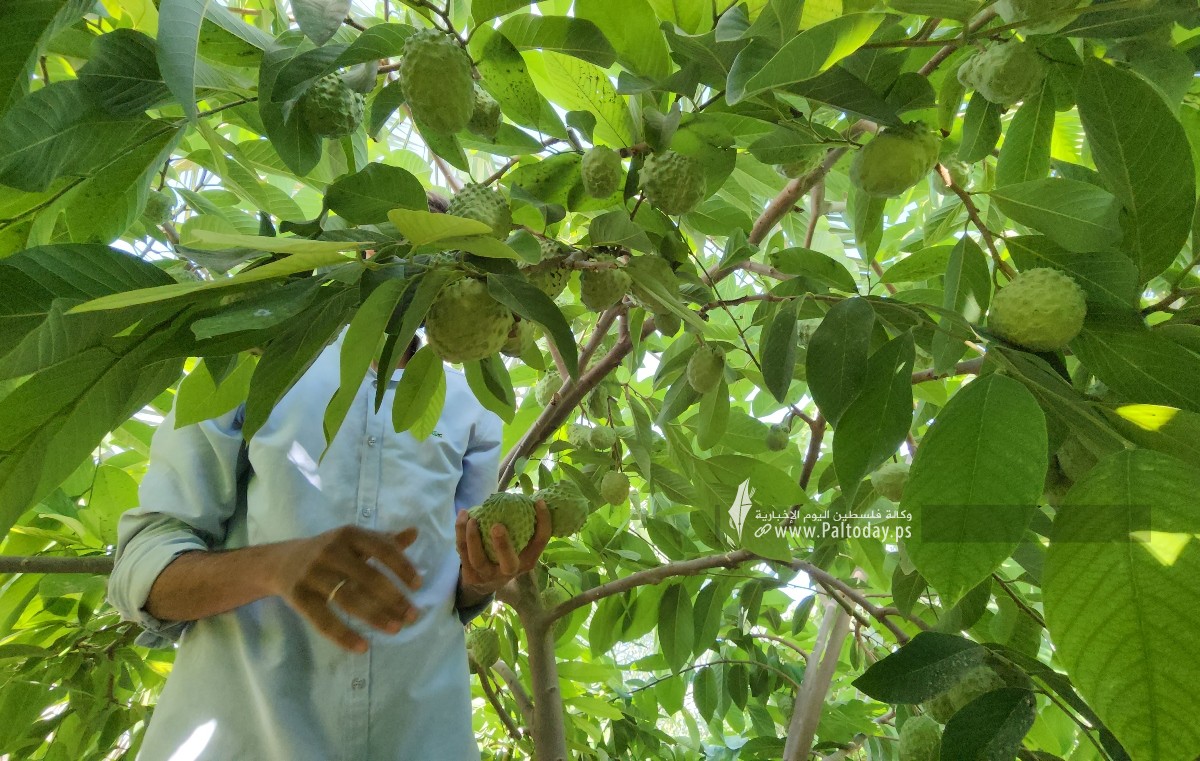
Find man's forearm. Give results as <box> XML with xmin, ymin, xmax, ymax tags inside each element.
<box><xmin>144</xmin><ymin>543</ymin><xmax>287</xmax><ymax>623</ymax></box>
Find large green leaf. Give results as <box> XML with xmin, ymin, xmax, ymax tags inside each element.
<box><xmin>0</xmin><ymin>0</ymin><xmax>88</xmax><ymax>116</ymax></box>
<box><xmin>487</xmin><ymin>274</ymin><xmax>578</xmax><ymax>379</ymax></box>
<box><xmin>959</xmin><ymin>92</ymin><xmax>1001</xmax><ymax>164</ymax></box>
<box><xmin>1044</xmin><ymin>449</ymin><xmax>1200</xmax><ymax>761</ymax></box>
<box><xmin>292</xmin><ymin>0</ymin><xmax>350</xmax><ymax>46</ymax></box>
<box><xmin>575</xmin><ymin>0</ymin><xmax>670</xmax><ymax>79</ymax></box>
<box><xmin>905</xmin><ymin>374</ymin><xmax>1048</xmax><ymax>603</ymax></box>
<box><xmin>0</xmin><ymin>244</ymin><xmax>173</xmax><ymax>316</ymax></box>
<box><xmin>1104</xmin><ymin>405</ymin><xmax>1200</xmax><ymax>469</ymax></box>
<box><xmin>157</xmin><ymin>0</ymin><xmax>216</xmax><ymax>120</ymax></box>
<box><xmin>941</xmin><ymin>688</ymin><xmax>1038</xmax><ymax>761</ymax></box>
<box><xmin>657</xmin><ymin>583</ymin><xmax>694</xmax><ymax>672</ymax></box>
<box><xmin>76</xmin><ymin>29</ymin><xmax>173</xmax><ymax>117</ymax></box>
<box><xmin>995</xmin><ymin>84</ymin><xmax>1055</xmax><ymax>187</ymax></box>
<box><xmin>531</xmin><ymin>52</ymin><xmax>633</xmax><ymax>148</ymax></box>
<box><xmin>392</xmin><ymin>346</ymin><xmax>446</xmax><ymax>439</ymax></box>
<box><xmin>1076</xmin><ymin>58</ymin><xmax>1196</xmax><ymax>282</ymax></box>
<box><xmin>852</xmin><ymin>631</ymin><xmax>985</xmax><ymax>703</ymax></box>
<box><xmin>805</xmin><ymin>296</ymin><xmax>874</xmax><ymax>427</ymax></box>
<box><xmin>760</xmin><ymin>300</ymin><xmax>800</xmax><ymax>403</ymax></box>
<box><xmin>325</xmin><ymin>163</ymin><xmax>427</xmax><ymax>224</ymax></box>
<box><xmin>497</xmin><ymin>15</ymin><xmax>617</xmax><ymax>68</ymax></box>
<box><xmin>1005</xmin><ymin>236</ymin><xmax>1138</xmax><ymax>309</ymax></box>
<box><xmin>990</xmin><ymin>178</ymin><xmax>1123</xmax><ymax>254</ymax></box>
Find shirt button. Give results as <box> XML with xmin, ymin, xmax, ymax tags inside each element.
<box><xmin>361</xmin><ymin>507</ymin><xmax>373</xmax><ymax>518</ymax></box>
<box><xmin>351</xmin><ymin>678</ymin><xmax>366</xmax><ymax>690</ymax></box>
<box><xmin>367</xmin><ymin>436</ymin><xmax>378</xmax><ymax>447</ymax></box>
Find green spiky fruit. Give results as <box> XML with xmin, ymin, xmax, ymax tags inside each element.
<box><xmin>534</xmin><ymin>373</ymin><xmax>563</xmax><ymax>406</ymax></box>
<box><xmin>777</xmin><ymin>694</ymin><xmax>796</xmax><ymax>720</ymax></box>
<box><xmin>467</xmin><ymin>84</ymin><xmax>502</xmax><ymax>139</ymax></box>
<box><xmin>501</xmin><ymin>318</ymin><xmax>534</xmax><ymax>357</ymax></box>
<box><xmin>466</xmin><ymin>627</ymin><xmax>500</xmax><ymax>670</ymax></box>
<box><xmin>580</xmin><ymin>258</ymin><xmax>631</xmax><ymax>311</ymax></box>
<box><xmin>923</xmin><ymin>691</ymin><xmax>957</xmax><ymax>723</ymax></box>
<box><xmin>687</xmin><ymin>345</ymin><xmax>725</xmax><ymax>394</ymax></box>
<box><xmin>586</xmin><ymin>379</ymin><xmax>619</xmax><ymax>418</ymax></box>
<box><xmin>541</xmin><ymin>587</ymin><xmax>571</xmax><ymax>638</ymax></box>
<box><xmin>600</xmin><ymin>471</ymin><xmax>630</xmax><ymax>505</ymax></box>
<box><xmin>898</xmin><ymin>716</ymin><xmax>942</xmax><ymax>761</ymax></box>
<box><xmin>765</xmin><ymin>424</ymin><xmax>789</xmax><ymax>452</ymax></box>
<box><xmin>589</xmin><ymin>426</ymin><xmax>617</xmax><ymax>450</ymax></box>
<box><xmin>566</xmin><ymin>424</ymin><xmax>593</xmax><ymax>449</ymax></box>
<box><xmin>582</xmin><ymin>146</ymin><xmax>624</xmax><ymax>198</ymax></box>
<box><xmin>640</xmin><ymin>150</ymin><xmax>706</xmax><ymax>215</ymax></box>
<box><xmin>301</xmin><ymin>74</ymin><xmax>365</xmax><ymax>138</ymax></box>
<box><xmin>535</xmin><ymin>480</ymin><xmax>589</xmax><ymax>537</ymax></box>
<box><xmin>994</xmin><ymin>0</ymin><xmax>1080</xmax><ymax>34</ymax></box>
<box><xmin>871</xmin><ymin>462</ymin><xmax>910</xmax><ymax>502</ymax></box>
<box><xmin>777</xmin><ymin>146</ymin><xmax>827</xmax><ymax>178</ymax></box>
<box><xmin>142</xmin><ymin>189</ymin><xmax>174</xmax><ymax>226</ymax></box>
<box><xmin>446</xmin><ymin>184</ymin><xmax>512</xmax><ymax>240</ymax></box>
<box><xmin>399</xmin><ymin>29</ymin><xmax>473</xmax><ymax>134</ymax></box>
<box><xmin>988</xmin><ymin>268</ymin><xmax>1087</xmax><ymax>351</ymax></box>
<box><xmin>931</xmin><ymin>160</ymin><xmax>971</xmax><ymax>196</ymax></box>
<box><xmin>468</xmin><ymin>492</ymin><xmax>537</xmax><ymax>562</ymax></box>
<box><xmin>958</xmin><ymin>40</ymin><xmax>1047</xmax><ymax>106</ymax></box>
<box><xmin>520</xmin><ymin>255</ymin><xmax>572</xmax><ymax>299</ymax></box>
<box><xmin>947</xmin><ymin>665</ymin><xmax>1006</xmax><ymax>709</ymax></box>
<box><xmin>424</xmin><ymin>277</ymin><xmax>513</xmax><ymax>363</ymax></box>
<box><xmin>654</xmin><ymin>311</ymin><xmax>681</xmax><ymax>336</ymax></box>
<box><xmin>538</xmin><ymin>237</ymin><xmax>570</xmax><ymax>262</ymax></box>
<box><xmin>850</xmin><ymin>123</ymin><xmax>941</xmax><ymax>198</ymax></box>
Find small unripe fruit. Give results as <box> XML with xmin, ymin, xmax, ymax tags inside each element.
<box><xmin>301</xmin><ymin>74</ymin><xmax>365</xmax><ymax>138</ymax></box>
<box><xmin>589</xmin><ymin>426</ymin><xmax>617</xmax><ymax>450</ymax></box>
<box><xmin>534</xmin><ymin>373</ymin><xmax>563</xmax><ymax>406</ymax></box>
<box><xmin>958</xmin><ymin>40</ymin><xmax>1047</xmax><ymax>106</ymax></box>
<box><xmin>400</xmin><ymin>29</ymin><xmax>473</xmax><ymax>134</ymax></box>
<box><xmin>582</xmin><ymin>146</ymin><xmax>623</xmax><ymax>198</ymax></box>
<box><xmin>686</xmin><ymin>345</ymin><xmax>725</xmax><ymax>394</ymax></box>
<box><xmin>850</xmin><ymin>123</ymin><xmax>941</xmax><ymax>198</ymax></box>
<box><xmin>765</xmin><ymin>424</ymin><xmax>789</xmax><ymax>451</ymax></box>
<box><xmin>870</xmin><ymin>462</ymin><xmax>910</xmax><ymax>502</ymax></box>
<box><xmin>988</xmin><ymin>268</ymin><xmax>1087</xmax><ymax>351</ymax></box>
<box><xmin>467</xmin><ymin>84</ymin><xmax>502</xmax><ymax>139</ymax></box>
<box><xmin>898</xmin><ymin>715</ymin><xmax>942</xmax><ymax>761</ymax></box>
<box><xmin>640</xmin><ymin>150</ymin><xmax>706</xmax><ymax>215</ymax></box>
<box><xmin>600</xmin><ymin>471</ymin><xmax>630</xmax><ymax>505</ymax></box>
<box><xmin>446</xmin><ymin>184</ymin><xmax>512</xmax><ymax>240</ymax></box>
<box><xmin>466</xmin><ymin>627</ymin><xmax>500</xmax><ymax>670</ymax></box>
<box><xmin>424</xmin><ymin>277</ymin><xmax>513</xmax><ymax>363</ymax></box>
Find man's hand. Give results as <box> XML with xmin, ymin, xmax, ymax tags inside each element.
<box><xmin>455</xmin><ymin>500</ymin><xmax>551</xmax><ymax>599</ymax></box>
<box><xmin>269</xmin><ymin>525</ymin><xmax>423</xmax><ymax>653</ymax></box>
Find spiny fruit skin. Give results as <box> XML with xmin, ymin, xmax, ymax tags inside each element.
<box><xmin>424</xmin><ymin>277</ymin><xmax>513</xmax><ymax>363</ymax></box>
<box><xmin>958</xmin><ymin>41</ymin><xmax>1047</xmax><ymax>106</ymax></box>
<box><xmin>535</xmin><ymin>480</ymin><xmax>590</xmax><ymax>537</ymax></box>
<box><xmin>600</xmin><ymin>471</ymin><xmax>630</xmax><ymax>505</ymax></box>
<box><xmin>302</xmin><ymin>74</ymin><xmax>365</xmax><ymax>138</ymax></box>
<box><xmin>446</xmin><ymin>184</ymin><xmax>512</xmax><ymax>240</ymax></box>
<box><xmin>777</xmin><ymin>146</ymin><xmax>827</xmax><ymax>178</ymax></box>
<box><xmin>467</xmin><ymin>84</ymin><xmax>502</xmax><ymax>139</ymax></box>
<box><xmin>589</xmin><ymin>426</ymin><xmax>617</xmax><ymax>450</ymax></box>
<box><xmin>640</xmin><ymin>150</ymin><xmax>706</xmax><ymax>215</ymax></box>
<box><xmin>687</xmin><ymin>345</ymin><xmax>726</xmax><ymax>394</ymax></box>
<box><xmin>534</xmin><ymin>373</ymin><xmax>563</xmax><ymax>406</ymax></box>
<box><xmin>871</xmin><ymin>462</ymin><xmax>910</xmax><ymax>502</ymax></box>
<box><xmin>765</xmin><ymin>424</ymin><xmax>790</xmax><ymax>452</ymax></box>
<box><xmin>580</xmin><ymin>258</ymin><xmax>631</xmax><ymax>311</ymax></box>
<box><xmin>142</xmin><ymin>189</ymin><xmax>174</xmax><ymax>226</ymax></box>
<box><xmin>566</xmin><ymin>424</ymin><xmax>593</xmax><ymax>449</ymax></box>
<box><xmin>501</xmin><ymin>318</ymin><xmax>534</xmax><ymax>357</ymax></box>
<box><xmin>468</xmin><ymin>492</ymin><xmax>537</xmax><ymax>563</ymax></box>
<box><xmin>994</xmin><ymin>0</ymin><xmax>1080</xmax><ymax>34</ymax></box>
<box><xmin>898</xmin><ymin>716</ymin><xmax>942</xmax><ymax>761</ymax></box>
<box><xmin>538</xmin><ymin>237</ymin><xmax>570</xmax><ymax>262</ymax></box>
<box><xmin>654</xmin><ymin>310</ymin><xmax>681</xmax><ymax>337</ymax></box>
<box><xmin>586</xmin><ymin>378</ymin><xmax>619</xmax><ymax>419</ymax></box>
<box><xmin>850</xmin><ymin>123</ymin><xmax>941</xmax><ymax>198</ymax></box>
<box><xmin>988</xmin><ymin>267</ymin><xmax>1087</xmax><ymax>351</ymax></box>
<box><xmin>923</xmin><ymin>691</ymin><xmax>957</xmax><ymax>723</ymax></box>
<box><xmin>582</xmin><ymin>146</ymin><xmax>624</xmax><ymax>198</ymax></box>
<box><xmin>947</xmin><ymin>665</ymin><xmax>1007</xmax><ymax>708</ymax></box>
<box><xmin>466</xmin><ymin>627</ymin><xmax>500</xmax><ymax>670</ymax></box>
<box><xmin>400</xmin><ymin>29</ymin><xmax>473</xmax><ymax>134</ymax></box>
<box><xmin>520</xmin><ymin>255</ymin><xmax>572</xmax><ymax>299</ymax></box>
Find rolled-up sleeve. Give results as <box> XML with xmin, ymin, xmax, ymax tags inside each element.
<box><xmin>107</xmin><ymin>404</ymin><xmax>246</xmax><ymax>648</ymax></box>
<box><xmin>453</xmin><ymin>409</ymin><xmax>502</xmax><ymax>623</ymax></box>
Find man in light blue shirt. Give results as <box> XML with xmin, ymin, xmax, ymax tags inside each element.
<box><xmin>108</xmin><ymin>331</ymin><xmax>549</xmax><ymax>760</ymax></box>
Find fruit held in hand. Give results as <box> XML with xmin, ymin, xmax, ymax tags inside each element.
<box><xmin>765</xmin><ymin>424</ymin><xmax>789</xmax><ymax>452</ymax></box>
<box><xmin>600</xmin><ymin>471</ymin><xmax>630</xmax><ymax>505</ymax></box>
<box><xmin>640</xmin><ymin>150</ymin><xmax>706</xmax><ymax>215</ymax></box>
<box><xmin>580</xmin><ymin>257</ymin><xmax>631</xmax><ymax>311</ymax></box>
<box><xmin>534</xmin><ymin>373</ymin><xmax>563</xmax><ymax>406</ymax></box>
<box><xmin>468</xmin><ymin>492</ymin><xmax>537</xmax><ymax>562</ymax></box>
<box><xmin>988</xmin><ymin>267</ymin><xmax>1087</xmax><ymax>351</ymax></box>
<box><xmin>582</xmin><ymin>146</ymin><xmax>624</xmax><ymax>198</ymax></box>
<box><xmin>958</xmin><ymin>40</ymin><xmax>1046</xmax><ymax>106</ymax></box>
<box><xmin>467</xmin><ymin>84</ymin><xmax>502</xmax><ymax>139</ymax></box>
<box><xmin>687</xmin><ymin>345</ymin><xmax>726</xmax><ymax>394</ymax></box>
<box><xmin>400</xmin><ymin>29</ymin><xmax>473</xmax><ymax>134</ymax></box>
<box><xmin>898</xmin><ymin>715</ymin><xmax>942</xmax><ymax>761</ymax></box>
<box><xmin>301</xmin><ymin>74</ymin><xmax>365</xmax><ymax>138</ymax></box>
<box><xmin>424</xmin><ymin>277</ymin><xmax>513</xmax><ymax>363</ymax></box>
<box><xmin>466</xmin><ymin>627</ymin><xmax>500</xmax><ymax>670</ymax></box>
<box><xmin>535</xmin><ymin>480</ymin><xmax>590</xmax><ymax>537</ymax></box>
<box><xmin>446</xmin><ymin>184</ymin><xmax>512</xmax><ymax>240</ymax></box>
<box><xmin>850</xmin><ymin>123</ymin><xmax>941</xmax><ymax>198</ymax></box>
<box><xmin>871</xmin><ymin>462</ymin><xmax>910</xmax><ymax>502</ymax></box>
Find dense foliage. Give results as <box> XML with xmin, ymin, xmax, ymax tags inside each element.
<box><xmin>0</xmin><ymin>0</ymin><xmax>1199</xmax><ymax>759</ymax></box>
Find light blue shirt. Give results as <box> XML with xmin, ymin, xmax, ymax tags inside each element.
<box><xmin>108</xmin><ymin>336</ymin><xmax>501</xmax><ymax>761</ymax></box>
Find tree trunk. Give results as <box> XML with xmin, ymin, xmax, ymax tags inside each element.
<box><xmin>513</xmin><ymin>575</ymin><xmax>567</xmax><ymax>761</ymax></box>
<box><xmin>784</xmin><ymin>597</ymin><xmax>852</xmax><ymax>761</ymax></box>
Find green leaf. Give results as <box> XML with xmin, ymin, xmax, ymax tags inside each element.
<box><xmin>806</xmin><ymin>296</ymin><xmax>874</xmax><ymax>427</ymax></box>
<box><xmin>532</xmin><ymin>52</ymin><xmax>633</xmax><ymax>148</ymax></box>
<box><xmin>157</xmin><ymin>0</ymin><xmax>216</xmax><ymax>120</ymax></box>
<box><xmin>1005</xmin><ymin>236</ymin><xmax>1138</xmax><ymax>310</ymax></box>
<box><xmin>392</xmin><ymin>346</ymin><xmax>445</xmax><ymax>438</ymax></box>
<box><xmin>325</xmin><ymin>163</ymin><xmax>426</xmax><ymax>224</ymax></box>
<box><xmin>1071</xmin><ymin>311</ymin><xmax>1200</xmax><ymax>413</ymax></box>
<box><xmin>932</xmin><ymin>236</ymin><xmax>989</xmax><ymax>373</ymax></box>
<box><xmin>695</xmin><ymin>376</ymin><xmax>729</xmax><ymax>451</ymax></box>
<box><xmin>852</xmin><ymin>631</ymin><xmax>985</xmax><ymax>703</ymax></box>
<box><xmin>292</xmin><ymin>0</ymin><xmax>351</xmax><ymax>46</ymax></box>
<box><xmin>905</xmin><ymin>374</ymin><xmax>1048</xmax><ymax>603</ymax></box>
<box><xmin>0</xmin><ymin>244</ymin><xmax>173</xmax><ymax>317</ymax></box>
<box><xmin>367</xmin><ymin>78</ymin><xmax>405</xmax><ymax>137</ymax></box>
<box><xmin>575</xmin><ymin>0</ymin><xmax>670</xmax><ymax>79</ymax></box>
<box><xmin>787</xmin><ymin>64</ymin><xmax>901</xmax><ymax>126</ymax></box>
<box><xmin>498</xmin><ymin>15</ymin><xmax>617</xmax><ymax>68</ymax></box>
<box><xmin>77</xmin><ymin>29</ymin><xmax>172</xmax><ymax>117</ymax></box>
<box><xmin>258</xmin><ymin>42</ymin><xmax>323</xmax><ymax>176</ymax></box>
<box><xmin>941</xmin><ymin>688</ymin><xmax>1038</xmax><ymax>761</ymax></box>
<box><xmin>887</xmin><ymin>0</ymin><xmax>981</xmax><ymax>20</ymax></box>
<box><xmin>833</xmin><ymin>332</ymin><xmax>915</xmax><ymax>499</ymax></box>
<box><xmin>0</xmin><ymin>0</ymin><xmax>88</xmax><ymax>116</ymax></box>
<box><xmin>472</xmin><ymin>27</ymin><xmax>563</xmax><ymax>136</ymax></box>
<box><xmin>959</xmin><ymin>92</ymin><xmax>1001</xmax><ymax>164</ymax></box>
<box><xmin>1104</xmin><ymin>405</ymin><xmax>1200</xmax><ymax>469</ymax></box>
<box><xmin>995</xmin><ymin>84</ymin><xmax>1054</xmax><ymax>187</ymax></box>
<box><xmin>1076</xmin><ymin>58</ymin><xmax>1196</xmax><ymax>282</ymax></box>
<box><xmin>335</xmin><ymin>23</ymin><xmax>412</xmax><ymax>67</ymax></box>
<box><xmin>175</xmin><ymin>354</ymin><xmax>255</xmax><ymax>428</ymax></box>
<box><xmin>387</xmin><ymin>208</ymin><xmax>492</xmax><ymax>246</ymax></box>
<box><xmin>486</xmin><ymin>274</ymin><xmax>578</xmax><ymax>379</ymax></box>
<box><xmin>658</xmin><ymin>583</ymin><xmax>694</xmax><ymax>672</ymax></box>
<box><xmin>463</xmin><ymin>355</ymin><xmax>515</xmax><ymax>423</ymax></box>
<box><xmin>1044</xmin><ymin>450</ymin><xmax>1200</xmax><ymax>761</ymax></box>
<box><xmin>849</xmin><ymin>186</ymin><xmax>885</xmax><ymax>262</ymax></box>
<box><xmin>990</xmin><ymin>178</ymin><xmax>1123</xmax><ymax>254</ymax></box>
<box><xmin>760</xmin><ymin>300</ymin><xmax>800</xmax><ymax>403</ymax></box>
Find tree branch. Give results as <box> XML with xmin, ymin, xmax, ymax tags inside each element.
<box><xmin>478</xmin><ymin>668</ymin><xmax>524</xmax><ymax>742</ymax></box>
<box><xmin>793</xmin><ymin>560</ymin><xmax>928</xmax><ymax>643</ymax></box>
<box><xmin>917</xmin><ymin>9</ymin><xmax>999</xmax><ymax>77</ymax></box>
<box><xmin>784</xmin><ymin>598</ymin><xmax>852</xmax><ymax>761</ymax></box>
<box><xmin>0</xmin><ymin>555</ymin><xmax>114</xmax><ymax>575</ymax></box>
<box><xmin>750</xmin><ymin>148</ymin><xmax>849</xmax><ymax>246</ymax></box>
<box><xmin>798</xmin><ymin>417</ymin><xmax>826</xmax><ymax>491</ymax></box>
<box><xmin>910</xmin><ymin>356</ymin><xmax>985</xmax><ymax>385</ymax></box>
<box><xmin>492</xmin><ymin>661</ymin><xmax>536</xmax><ymax>729</ymax></box>
<box><xmin>936</xmin><ymin>163</ymin><xmax>1017</xmax><ymax>279</ymax></box>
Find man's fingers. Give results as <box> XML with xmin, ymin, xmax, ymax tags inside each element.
<box><xmin>322</xmin><ymin>555</ymin><xmax>412</xmax><ymax>622</ymax></box>
<box><xmin>334</xmin><ymin>583</ymin><xmax>417</xmax><ymax>633</ymax></box>
<box><xmin>294</xmin><ymin>590</ymin><xmax>368</xmax><ymax>653</ymax></box>
<box><xmin>350</xmin><ymin>531</ymin><xmax>423</xmax><ymax>590</ymax></box>
<box><xmin>490</xmin><ymin>525</ymin><xmax>520</xmax><ymax>576</ymax></box>
<box><xmin>393</xmin><ymin>526</ymin><xmax>419</xmax><ymax>550</ymax></box>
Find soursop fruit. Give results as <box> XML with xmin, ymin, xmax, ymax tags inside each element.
<box><xmin>947</xmin><ymin>665</ymin><xmax>1007</xmax><ymax>708</ymax></box>
<box><xmin>589</xmin><ymin>426</ymin><xmax>617</xmax><ymax>450</ymax></box>
<box><xmin>400</xmin><ymin>29</ymin><xmax>473</xmax><ymax>134</ymax></box>
<box><xmin>142</xmin><ymin>189</ymin><xmax>174</xmax><ymax>226</ymax></box>
<box><xmin>566</xmin><ymin>424</ymin><xmax>593</xmax><ymax>449</ymax></box>
<box><xmin>302</xmin><ymin>74</ymin><xmax>365</xmax><ymax>138</ymax></box>
<box><xmin>871</xmin><ymin>462</ymin><xmax>910</xmax><ymax>502</ymax></box>
<box><xmin>898</xmin><ymin>716</ymin><xmax>942</xmax><ymax>761</ymax></box>
<box><xmin>687</xmin><ymin>345</ymin><xmax>726</xmax><ymax>394</ymax></box>
<box><xmin>541</xmin><ymin>587</ymin><xmax>572</xmax><ymax>638</ymax></box>
<box><xmin>535</xmin><ymin>480</ymin><xmax>590</xmax><ymax>537</ymax></box>
<box><xmin>586</xmin><ymin>379</ymin><xmax>619</xmax><ymax>418</ymax></box>
<box><xmin>640</xmin><ymin>150</ymin><xmax>706</xmax><ymax>215</ymax></box>
<box><xmin>538</xmin><ymin>237</ymin><xmax>570</xmax><ymax>262</ymax></box>
<box><xmin>582</xmin><ymin>146</ymin><xmax>624</xmax><ymax>198</ymax></box>
<box><xmin>850</xmin><ymin>123</ymin><xmax>941</xmax><ymax>198</ymax></box>
<box><xmin>600</xmin><ymin>471</ymin><xmax>630</xmax><ymax>505</ymax></box>
<box><xmin>958</xmin><ymin>40</ymin><xmax>1047</xmax><ymax>106</ymax></box>
<box><xmin>777</xmin><ymin>145</ymin><xmax>827</xmax><ymax>178</ymax></box>
<box><xmin>520</xmin><ymin>255</ymin><xmax>572</xmax><ymax>299</ymax></box>
<box><xmin>923</xmin><ymin>691</ymin><xmax>957</xmax><ymax>723</ymax></box>
<box><xmin>580</xmin><ymin>258</ymin><xmax>631</xmax><ymax>311</ymax></box>
<box><xmin>424</xmin><ymin>277</ymin><xmax>514</xmax><ymax>363</ymax></box>
<box><xmin>988</xmin><ymin>267</ymin><xmax>1087</xmax><ymax>351</ymax></box>
<box><xmin>468</xmin><ymin>492</ymin><xmax>537</xmax><ymax>562</ymax></box>
<box><xmin>466</xmin><ymin>627</ymin><xmax>500</xmax><ymax>670</ymax></box>
<box><xmin>765</xmin><ymin>424</ymin><xmax>790</xmax><ymax>452</ymax></box>
<box><xmin>501</xmin><ymin>318</ymin><xmax>534</xmax><ymax>357</ymax></box>
<box><xmin>654</xmin><ymin>311</ymin><xmax>681</xmax><ymax>337</ymax></box>
<box><xmin>534</xmin><ymin>373</ymin><xmax>563</xmax><ymax>406</ymax></box>
<box><xmin>994</xmin><ymin>0</ymin><xmax>1080</xmax><ymax>34</ymax></box>
<box><xmin>446</xmin><ymin>183</ymin><xmax>512</xmax><ymax>239</ymax></box>
<box><xmin>467</xmin><ymin>84</ymin><xmax>502</xmax><ymax>139</ymax></box>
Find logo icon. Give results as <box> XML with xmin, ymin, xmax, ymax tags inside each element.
<box><xmin>728</xmin><ymin>479</ymin><xmax>756</xmax><ymax>541</ymax></box>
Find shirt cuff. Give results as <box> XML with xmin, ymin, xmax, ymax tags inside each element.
<box><xmin>454</xmin><ymin>583</ymin><xmax>493</xmax><ymax>625</ymax></box>
<box><xmin>109</xmin><ymin>528</ymin><xmax>208</xmax><ymax>649</ymax></box>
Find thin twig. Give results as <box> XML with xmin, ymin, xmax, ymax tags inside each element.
<box><xmin>478</xmin><ymin>668</ymin><xmax>524</xmax><ymax>742</ymax></box>
<box><xmin>936</xmin><ymin>163</ymin><xmax>1017</xmax><ymax>279</ymax></box>
<box><xmin>492</xmin><ymin>662</ymin><xmax>535</xmax><ymax>728</ymax></box>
